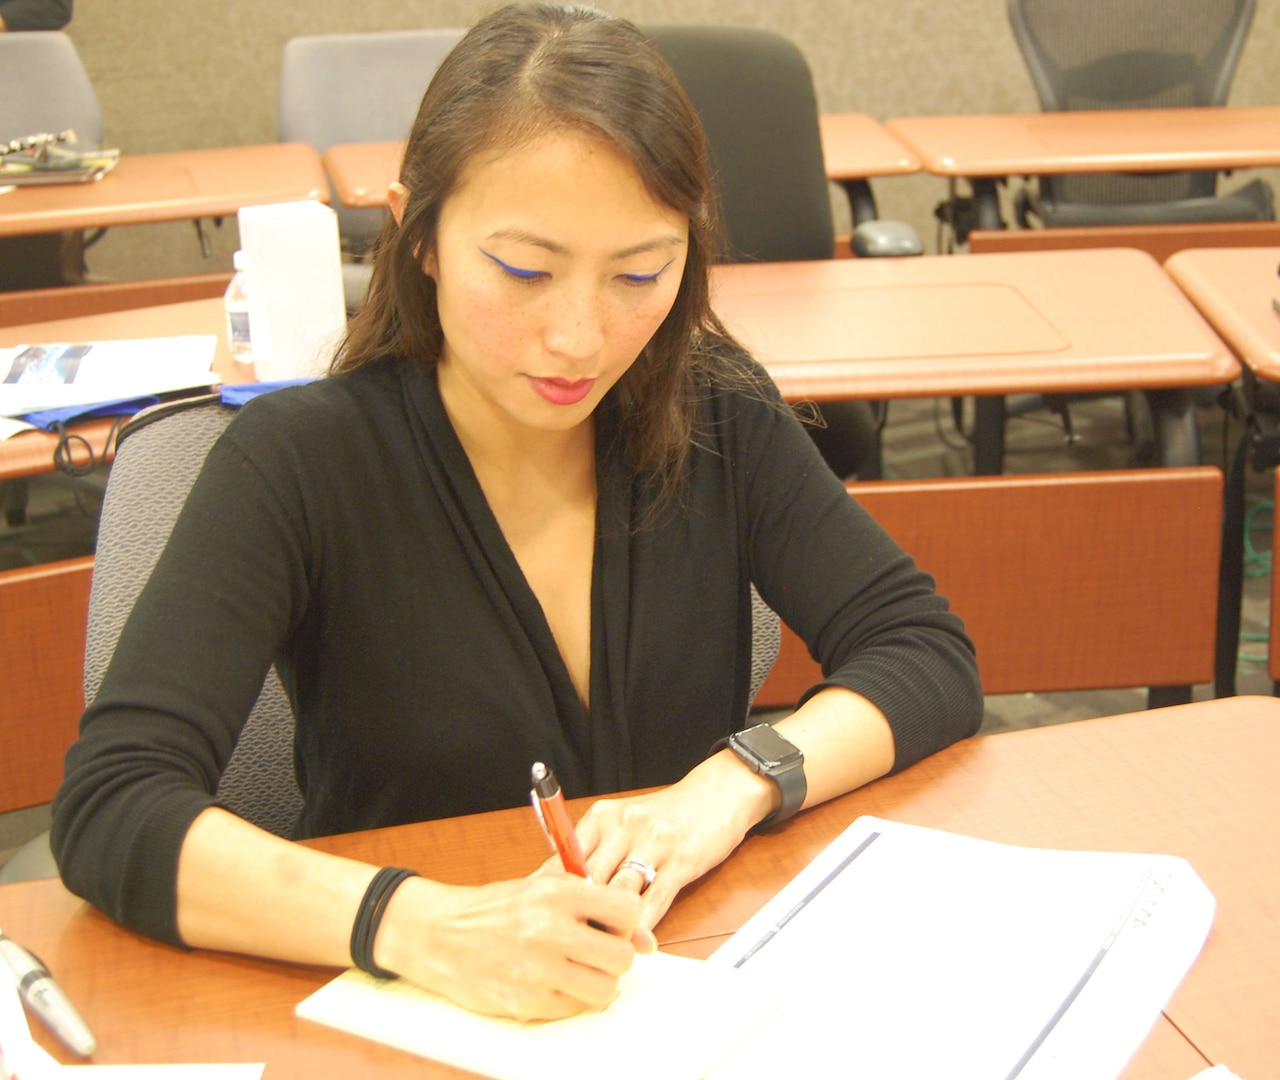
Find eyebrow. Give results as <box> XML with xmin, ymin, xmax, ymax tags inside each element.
<box><xmin>485</xmin><ymin>227</ymin><xmax>686</xmax><ymax>260</ymax></box>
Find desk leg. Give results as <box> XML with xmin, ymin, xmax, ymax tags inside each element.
<box><xmin>1145</xmin><ymin>389</ymin><xmax>1200</xmax><ymax>467</ymax></box>
<box><xmin>971</xmin><ymin>179</ymin><xmax>1005</xmax><ymax>232</ymax></box>
<box><xmin>972</xmin><ymin>397</ymin><xmax>1005</xmax><ymax>475</ymax></box>
<box><xmin>1215</xmin><ymin>426</ymin><xmax>1248</xmax><ymax>699</ymax></box>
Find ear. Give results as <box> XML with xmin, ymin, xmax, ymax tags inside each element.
<box><xmin>388</xmin><ymin>182</ymin><xmax>410</xmax><ymax>227</ymax></box>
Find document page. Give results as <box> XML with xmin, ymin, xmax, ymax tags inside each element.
<box><xmin>297</xmin><ymin>949</ymin><xmax>781</xmax><ymax>1080</ymax></box>
<box><xmin>707</xmin><ymin>817</ymin><xmax>1215</xmax><ymax>1080</ymax></box>
<box><xmin>0</xmin><ymin>337</ymin><xmax>219</xmax><ymax>418</ymax></box>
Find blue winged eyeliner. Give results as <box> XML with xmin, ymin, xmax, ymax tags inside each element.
<box><xmin>479</xmin><ymin>248</ymin><xmax>674</xmax><ymax>284</ymax></box>
<box><xmin>480</xmin><ymin>248</ymin><xmax>545</xmax><ymax>280</ymax></box>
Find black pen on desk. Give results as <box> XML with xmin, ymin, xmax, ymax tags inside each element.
<box><xmin>0</xmin><ymin>929</ymin><xmax>96</xmax><ymax>1058</ymax></box>
<box><xmin>529</xmin><ymin>762</ymin><xmax>591</xmax><ymax>880</ymax></box>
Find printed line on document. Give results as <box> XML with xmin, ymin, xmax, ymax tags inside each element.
<box><xmin>732</xmin><ymin>830</ymin><xmax>882</xmax><ymax>968</ymax></box>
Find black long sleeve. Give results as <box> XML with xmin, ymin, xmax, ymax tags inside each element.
<box><xmin>52</xmin><ymin>358</ymin><xmax>981</xmax><ymax>944</ymax></box>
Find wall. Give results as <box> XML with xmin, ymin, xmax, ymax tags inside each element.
<box><xmin>64</xmin><ymin>0</ymin><xmax>1280</xmax><ymax>281</ymax></box>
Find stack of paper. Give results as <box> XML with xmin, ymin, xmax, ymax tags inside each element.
<box><xmin>707</xmin><ymin>817</ymin><xmax>1215</xmax><ymax>1080</ymax></box>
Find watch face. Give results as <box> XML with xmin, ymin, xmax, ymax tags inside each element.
<box><xmin>735</xmin><ymin>724</ymin><xmax>802</xmax><ymax>768</ymax></box>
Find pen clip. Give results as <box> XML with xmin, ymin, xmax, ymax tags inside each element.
<box><xmin>530</xmin><ymin>787</ymin><xmax>551</xmax><ymax>841</ymax></box>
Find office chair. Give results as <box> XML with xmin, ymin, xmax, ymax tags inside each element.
<box><xmin>0</xmin><ymin>31</ymin><xmax>104</xmax><ymax>291</ymax></box>
<box><xmin>0</xmin><ymin>396</ymin><xmax>299</xmax><ymax>884</ymax></box>
<box><xmin>1008</xmin><ymin>0</ymin><xmax>1274</xmax><ymax>228</ymax></box>
<box><xmin>0</xmin><ymin>396</ymin><xmax>781</xmax><ymax>882</ymax></box>
<box><xmin>644</xmin><ymin>25</ymin><xmax>920</xmax><ymax>481</ymax></box>
<box><xmin>976</xmin><ymin>0</ymin><xmax>1271</xmax><ymax>470</ymax></box>
<box><xmin>0</xmin><ymin>31</ymin><xmax>106</xmax><ymax>528</ymax></box>
<box><xmin>277</xmin><ymin>29</ymin><xmax>466</xmax><ymax>312</ymax></box>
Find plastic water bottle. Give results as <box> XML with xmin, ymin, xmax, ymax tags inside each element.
<box><xmin>224</xmin><ymin>250</ymin><xmax>253</xmax><ymax>364</ymax></box>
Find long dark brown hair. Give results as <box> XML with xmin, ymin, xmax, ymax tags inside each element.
<box><xmin>333</xmin><ymin>3</ymin><xmax>749</xmax><ymax>503</ymax></box>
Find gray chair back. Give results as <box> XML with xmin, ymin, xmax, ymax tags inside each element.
<box><xmin>1008</xmin><ymin>0</ymin><xmax>1272</xmax><ymax>221</ymax></box>
<box><xmin>277</xmin><ymin>29</ymin><xmax>466</xmax><ymax>255</ymax></box>
<box><xmin>86</xmin><ymin>396</ymin><xmax>304</xmax><ymax>837</ymax></box>
<box><xmin>0</xmin><ymin>31</ymin><xmax>102</xmax><ymax>147</ymax></box>
<box><xmin>0</xmin><ymin>31</ymin><xmax>104</xmax><ymax>290</ymax></box>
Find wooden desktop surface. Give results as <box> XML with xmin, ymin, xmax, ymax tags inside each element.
<box><xmin>1164</xmin><ymin>246</ymin><xmax>1280</xmax><ymax>382</ymax></box>
<box><xmin>710</xmin><ymin>247</ymin><xmax>1237</xmax><ymax>400</ymax></box>
<box><xmin>2</xmin><ymin>695</ymin><xmax>1277</xmax><ymax>1078</ymax></box>
<box><xmin>817</xmin><ymin>112</ymin><xmax>920</xmax><ymax>180</ymax></box>
<box><xmin>885</xmin><ymin>105</ymin><xmax>1280</xmax><ymax>179</ymax></box>
<box><xmin>0</xmin><ymin>298</ymin><xmax>251</xmax><ymax>482</ymax></box>
<box><xmin>0</xmin><ymin>144</ymin><xmax>329</xmax><ymax>238</ymax></box>
<box><xmin>321</xmin><ymin>113</ymin><xmax>919</xmax><ymax>210</ymax></box>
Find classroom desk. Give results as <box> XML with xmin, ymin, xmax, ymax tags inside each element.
<box><xmin>1</xmin><ymin>250</ymin><xmax>1233</xmax><ymax>478</ymax></box>
<box><xmin>2</xmin><ymin>695</ymin><xmax>1276</xmax><ymax>1077</ymax></box>
<box><xmin>885</xmin><ymin>105</ymin><xmax>1280</xmax><ymax>238</ymax></box>
<box><xmin>1163</xmin><ymin>246</ymin><xmax>1280</xmax><ymax>696</ymax></box>
<box><xmin>0</xmin><ymin>143</ymin><xmax>329</xmax><ymax>240</ymax></box>
<box><xmin>710</xmin><ymin>247</ymin><xmax>1237</xmax><ymax>472</ymax></box>
<box><xmin>320</xmin><ymin>113</ymin><xmax>921</xmax><ymax>217</ymax></box>
<box><xmin>0</xmin><ymin>297</ymin><xmax>249</xmax><ymax>482</ymax></box>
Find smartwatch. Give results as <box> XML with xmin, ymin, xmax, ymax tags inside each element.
<box><xmin>710</xmin><ymin>722</ymin><xmax>806</xmax><ymax>829</ymax></box>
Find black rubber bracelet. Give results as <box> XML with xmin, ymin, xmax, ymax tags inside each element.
<box><xmin>350</xmin><ymin>866</ymin><xmax>420</xmax><ymax>979</ymax></box>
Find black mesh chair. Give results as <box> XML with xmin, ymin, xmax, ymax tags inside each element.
<box><xmin>1008</xmin><ymin>0</ymin><xmax>1273</xmax><ymax>227</ymax></box>
<box><xmin>644</xmin><ymin>25</ymin><xmax>919</xmax><ymax>480</ymax></box>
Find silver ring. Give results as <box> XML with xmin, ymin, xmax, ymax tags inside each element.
<box><xmin>618</xmin><ymin>858</ymin><xmax>657</xmax><ymax>889</ymax></box>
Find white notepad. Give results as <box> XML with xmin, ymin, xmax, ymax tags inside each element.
<box><xmin>296</xmin><ymin>950</ymin><xmax>781</xmax><ymax>1080</ymax></box>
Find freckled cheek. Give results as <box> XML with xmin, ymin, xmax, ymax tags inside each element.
<box><xmin>608</xmin><ymin>295</ymin><xmax>679</xmax><ymax>361</ymax></box>
<box><xmin>440</xmin><ymin>282</ymin><xmax>543</xmax><ymax>364</ymax></box>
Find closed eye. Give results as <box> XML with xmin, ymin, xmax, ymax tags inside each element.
<box><xmin>480</xmin><ymin>248</ymin><xmax>547</xmax><ymax>282</ymax></box>
<box><xmin>619</xmin><ymin>258</ymin><xmax>675</xmax><ymax>287</ymax></box>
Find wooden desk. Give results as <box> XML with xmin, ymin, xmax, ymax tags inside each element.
<box><xmin>1163</xmin><ymin>246</ymin><xmax>1280</xmax><ymax>695</ymax></box>
<box><xmin>4</xmin><ymin>695</ymin><xmax>1277</xmax><ymax>1077</ymax></box>
<box><xmin>886</xmin><ymin>106</ymin><xmax>1280</xmax><ymax>238</ymax></box>
<box><xmin>0</xmin><ymin>297</ymin><xmax>245</xmax><ymax>482</ymax></box>
<box><xmin>321</xmin><ymin>114</ymin><xmax>920</xmax><ymax>214</ymax></box>
<box><xmin>1164</xmin><ymin>247</ymin><xmax>1280</xmax><ymax>381</ymax></box>
<box><xmin>0</xmin><ymin>144</ymin><xmax>329</xmax><ymax>239</ymax></box>
<box><xmin>711</xmin><ymin>247</ymin><xmax>1236</xmax><ymax>471</ymax></box>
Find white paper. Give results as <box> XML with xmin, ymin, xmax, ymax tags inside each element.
<box><xmin>297</xmin><ymin>949</ymin><xmax>781</xmax><ymax>1080</ymax></box>
<box><xmin>707</xmin><ymin>817</ymin><xmax>1215</xmax><ymax>1080</ymax></box>
<box><xmin>0</xmin><ymin>337</ymin><xmax>219</xmax><ymax>418</ymax></box>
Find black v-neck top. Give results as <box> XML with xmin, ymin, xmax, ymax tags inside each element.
<box><xmin>53</xmin><ymin>356</ymin><xmax>981</xmax><ymax>944</ymax></box>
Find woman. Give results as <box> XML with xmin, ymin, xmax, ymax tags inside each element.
<box><xmin>52</xmin><ymin>3</ymin><xmax>982</xmax><ymax>1021</ymax></box>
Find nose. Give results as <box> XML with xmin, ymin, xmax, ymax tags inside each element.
<box><xmin>542</xmin><ymin>283</ymin><xmax>605</xmax><ymax>361</ymax></box>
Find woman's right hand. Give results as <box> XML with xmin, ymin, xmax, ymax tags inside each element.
<box><xmin>373</xmin><ymin>872</ymin><xmax>656</xmax><ymax>1020</ymax></box>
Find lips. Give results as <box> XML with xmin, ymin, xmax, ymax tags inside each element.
<box><xmin>528</xmin><ymin>376</ymin><xmax>597</xmax><ymax>406</ymax></box>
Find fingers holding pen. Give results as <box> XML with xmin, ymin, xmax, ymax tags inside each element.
<box><xmin>376</xmin><ymin>871</ymin><xmax>650</xmax><ymax>1021</ymax></box>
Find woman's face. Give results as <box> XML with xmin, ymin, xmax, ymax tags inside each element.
<box><xmin>410</xmin><ymin>128</ymin><xmax>689</xmax><ymax>440</ymax></box>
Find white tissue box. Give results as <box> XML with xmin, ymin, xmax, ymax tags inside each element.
<box><xmin>237</xmin><ymin>200</ymin><xmax>347</xmax><ymax>381</ymax></box>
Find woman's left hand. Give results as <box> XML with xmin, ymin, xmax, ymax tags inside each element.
<box><xmin>567</xmin><ymin>752</ymin><xmax>778</xmax><ymax>929</ymax></box>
